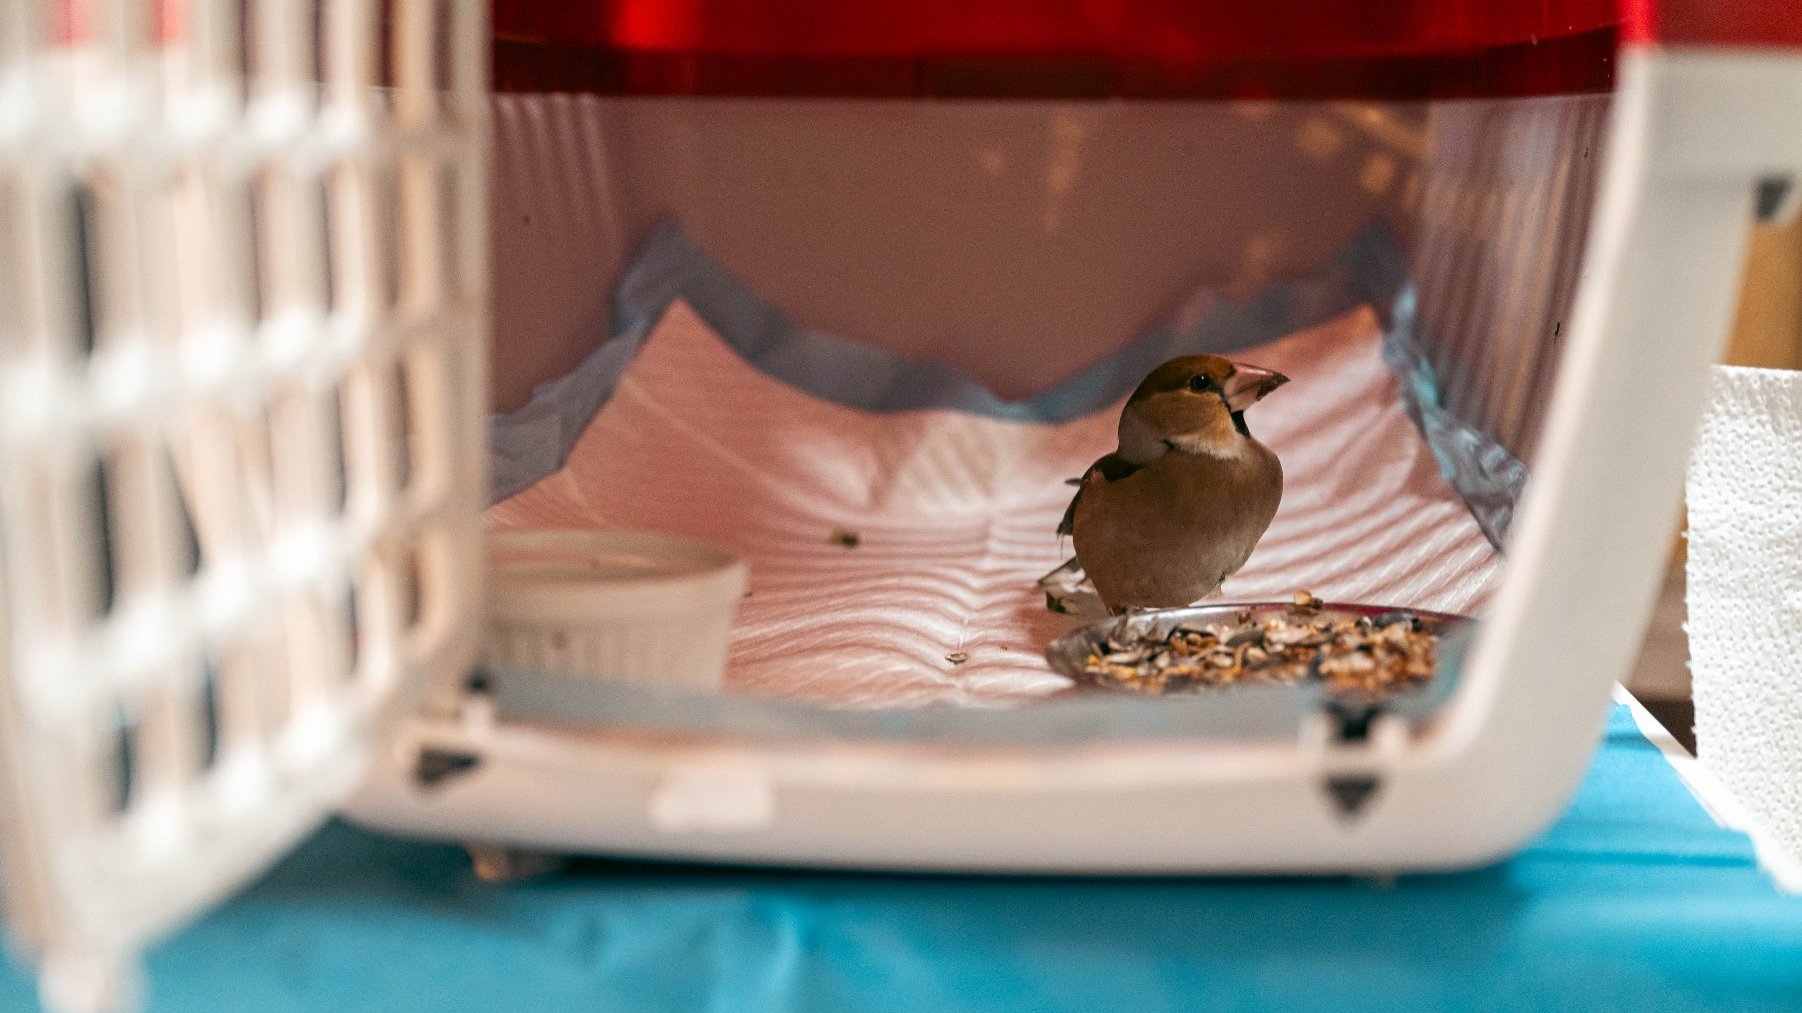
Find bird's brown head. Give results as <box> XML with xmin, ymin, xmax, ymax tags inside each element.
<box><xmin>1117</xmin><ymin>354</ymin><xmax>1288</xmax><ymax>461</ymax></box>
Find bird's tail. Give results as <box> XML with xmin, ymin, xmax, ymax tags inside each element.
<box><xmin>1039</xmin><ymin>557</ymin><xmax>1090</xmax><ymax>615</ymax></box>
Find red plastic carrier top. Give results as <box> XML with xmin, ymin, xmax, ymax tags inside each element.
<box><xmin>492</xmin><ymin>0</ymin><xmax>1622</xmax><ymax>99</ymax></box>
<box><xmin>1622</xmin><ymin>0</ymin><xmax>1802</xmax><ymax>48</ymax></box>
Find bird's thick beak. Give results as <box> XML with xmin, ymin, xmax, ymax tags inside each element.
<box><xmin>1223</xmin><ymin>364</ymin><xmax>1289</xmax><ymax>411</ymax></box>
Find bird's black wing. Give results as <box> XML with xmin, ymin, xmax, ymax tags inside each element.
<box><xmin>1057</xmin><ymin>453</ymin><xmax>1143</xmax><ymax>537</ymax></box>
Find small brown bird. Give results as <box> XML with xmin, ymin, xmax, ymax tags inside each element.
<box><xmin>1058</xmin><ymin>354</ymin><xmax>1288</xmax><ymax>613</ymax></box>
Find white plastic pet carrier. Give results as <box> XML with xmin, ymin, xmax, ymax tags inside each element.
<box><xmin>2</xmin><ymin>1</ymin><xmax>1800</xmax><ymax>1009</ymax></box>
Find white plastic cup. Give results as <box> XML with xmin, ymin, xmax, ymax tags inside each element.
<box><xmin>484</xmin><ymin>529</ymin><xmax>749</xmax><ymax>691</ymax></box>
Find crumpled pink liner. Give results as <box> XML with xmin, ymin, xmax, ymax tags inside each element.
<box><xmin>490</xmin><ymin>302</ymin><xmax>1498</xmax><ymax>707</ymax></box>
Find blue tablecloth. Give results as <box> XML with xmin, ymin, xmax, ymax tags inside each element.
<box><xmin>5</xmin><ymin>705</ymin><xmax>1802</xmax><ymax>1012</ymax></box>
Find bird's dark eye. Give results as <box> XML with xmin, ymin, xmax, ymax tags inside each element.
<box><xmin>1188</xmin><ymin>374</ymin><xmax>1215</xmax><ymax>393</ymax></box>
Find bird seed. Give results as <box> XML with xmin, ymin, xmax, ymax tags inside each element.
<box><xmin>1078</xmin><ymin>593</ymin><xmax>1439</xmax><ymax>699</ymax></box>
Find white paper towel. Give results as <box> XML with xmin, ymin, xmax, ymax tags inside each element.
<box><xmin>1689</xmin><ymin>364</ymin><xmax>1802</xmax><ymax>864</ymax></box>
<box><xmin>492</xmin><ymin>300</ymin><xmax>1500</xmax><ymax>707</ymax></box>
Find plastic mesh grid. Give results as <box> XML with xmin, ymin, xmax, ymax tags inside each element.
<box><xmin>1412</xmin><ymin>92</ymin><xmax>1608</xmax><ymax>465</ymax></box>
<box><xmin>0</xmin><ymin>0</ymin><xmax>487</xmax><ymax>1001</ymax></box>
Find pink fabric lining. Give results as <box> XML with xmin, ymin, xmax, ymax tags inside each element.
<box><xmin>491</xmin><ymin>301</ymin><xmax>1498</xmax><ymax>707</ymax></box>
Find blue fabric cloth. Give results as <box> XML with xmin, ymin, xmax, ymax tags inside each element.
<box><xmin>488</xmin><ymin>221</ymin><xmax>1412</xmax><ymax>501</ymax></box>
<box><xmin>1382</xmin><ymin>287</ymin><xmax>1528</xmax><ymax>547</ymax></box>
<box><xmin>485</xmin><ymin>221</ymin><xmax>1527</xmax><ymax>552</ymax></box>
<box><xmin>6</xmin><ymin>705</ymin><xmax>1800</xmax><ymax>1012</ymax></box>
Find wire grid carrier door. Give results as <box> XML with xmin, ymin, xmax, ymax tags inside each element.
<box><xmin>0</xmin><ymin>1</ymin><xmax>487</xmax><ymax>1002</ymax></box>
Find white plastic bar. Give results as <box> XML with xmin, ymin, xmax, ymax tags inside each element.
<box><xmin>324</xmin><ymin>0</ymin><xmax>377</xmax><ymax>113</ymax></box>
<box><xmin>178</xmin><ymin>0</ymin><xmax>241</xmax><ymax>98</ymax></box>
<box><xmin>393</xmin><ymin>0</ymin><xmax>435</xmax><ymax>128</ymax></box>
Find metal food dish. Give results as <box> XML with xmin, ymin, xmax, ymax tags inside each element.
<box><xmin>1046</xmin><ymin>600</ymin><xmax>1473</xmax><ymax>703</ymax></box>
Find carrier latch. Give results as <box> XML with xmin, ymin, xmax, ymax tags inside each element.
<box><xmin>1305</xmin><ymin>700</ymin><xmax>1409</xmax><ymax>823</ymax></box>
